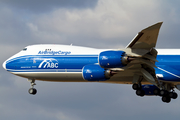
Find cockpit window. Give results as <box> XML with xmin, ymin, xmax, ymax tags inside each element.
<box><xmin>22</xmin><ymin>48</ymin><xmax>27</xmax><ymax>51</ymax></box>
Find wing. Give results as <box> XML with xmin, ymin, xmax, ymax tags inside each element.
<box><xmin>126</xmin><ymin>22</ymin><xmax>163</xmax><ymax>49</ymax></box>
<box><xmin>110</xmin><ymin>22</ymin><xmax>163</xmax><ymax>86</ymax></box>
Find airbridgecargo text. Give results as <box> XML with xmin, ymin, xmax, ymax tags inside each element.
<box><xmin>38</xmin><ymin>51</ymin><xmax>71</xmax><ymax>55</ymax></box>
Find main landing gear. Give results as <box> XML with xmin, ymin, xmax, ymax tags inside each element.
<box><xmin>159</xmin><ymin>90</ymin><xmax>178</xmax><ymax>103</ymax></box>
<box><xmin>28</xmin><ymin>79</ymin><xmax>37</xmax><ymax>95</ymax></box>
<box><xmin>132</xmin><ymin>83</ymin><xmax>145</xmax><ymax>97</ymax></box>
<box><xmin>132</xmin><ymin>83</ymin><xmax>178</xmax><ymax>103</ymax></box>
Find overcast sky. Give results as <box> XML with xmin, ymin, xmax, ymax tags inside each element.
<box><xmin>1</xmin><ymin>0</ymin><xmax>180</xmax><ymax>120</ymax></box>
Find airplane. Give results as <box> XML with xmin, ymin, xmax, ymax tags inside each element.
<box><xmin>3</xmin><ymin>22</ymin><xmax>180</xmax><ymax>103</ymax></box>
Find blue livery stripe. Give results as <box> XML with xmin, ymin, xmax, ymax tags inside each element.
<box><xmin>6</xmin><ymin>55</ymin><xmax>98</xmax><ymax>72</ymax></box>
<box><xmin>7</xmin><ymin>69</ymin><xmax>82</xmax><ymax>72</ymax></box>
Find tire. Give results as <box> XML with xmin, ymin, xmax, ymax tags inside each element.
<box><xmin>153</xmin><ymin>89</ymin><xmax>160</xmax><ymax>95</ymax></box>
<box><xmin>28</xmin><ymin>88</ymin><xmax>37</xmax><ymax>95</ymax></box>
<box><xmin>132</xmin><ymin>84</ymin><xmax>139</xmax><ymax>90</ymax></box>
<box><xmin>132</xmin><ymin>84</ymin><xmax>141</xmax><ymax>90</ymax></box>
<box><xmin>172</xmin><ymin>92</ymin><xmax>178</xmax><ymax>99</ymax></box>
<box><xmin>136</xmin><ymin>90</ymin><xmax>145</xmax><ymax>97</ymax></box>
<box><xmin>162</xmin><ymin>96</ymin><xmax>171</xmax><ymax>103</ymax></box>
<box><xmin>168</xmin><ymin>92</ymin><xmax>174</xmax><ymax>98</ymax></box>
<box><xmin>168</xmin><ymin>92</ymin><xmax>178</xmax><ymax>99</ymax></box>
<box><xmin>160</xmin><ymin>90</ymin><xmax>168</xmax><ymax>96</ymax></box>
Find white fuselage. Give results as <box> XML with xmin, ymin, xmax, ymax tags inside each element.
<box><xmin>3</xmin><ymin>44</ymin><xmax>180</xmax><ymax>85</ymax></box>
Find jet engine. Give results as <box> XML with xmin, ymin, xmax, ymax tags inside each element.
<box><xmin>98</xmin><ymin>50</ymin><xmax>127</xmax><ymax>68</ymax></box>
<box><xmin>82</xmin><ymin>64</ymin><xmax>112</xmax><ymax>81</ymax></box>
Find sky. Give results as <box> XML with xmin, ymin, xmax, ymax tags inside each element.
<box><xmin>1</xmin><ymin>0</ymin><xmax>180</xmax><ymax>120</ymax></box>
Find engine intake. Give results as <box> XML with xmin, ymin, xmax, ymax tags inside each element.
<box><xmin>98</xmin><ymin>50</ymin><xmax>126</xmax><ymax>68</ymax></box>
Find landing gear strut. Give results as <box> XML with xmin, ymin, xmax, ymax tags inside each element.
<box><xmin>28</xmin><ymin>79</ymin><xmax>37</xmax><ymax>95</ymax></box>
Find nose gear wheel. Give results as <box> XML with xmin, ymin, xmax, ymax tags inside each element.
<box><xmin>28</xmin><ymin>79</ymin><xmax>37</xmax><ymax>95</ymax></box>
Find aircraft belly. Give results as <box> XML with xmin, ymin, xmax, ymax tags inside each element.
<box><xmin>12</xmin><ymin>71</ymin><xmax>153</xmax><ymax>84</ymax></box>
<box><xmin>102</xmin><ymin>72</ymin><xmax>153</xmax><ymax>84</ymax></box>
<box><xmin>13</xmin><ymin>72</ymin><xmax>86</xmax><ymax>82</ymax></box>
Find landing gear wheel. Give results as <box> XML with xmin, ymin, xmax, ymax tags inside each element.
<box><xmin>28</xmin><ymin>88</ymin><xmax>37</xmax><ymax>95</ymax></box>
<box><xmin>136</xmin><ymin>90</ymin><xmax>145</xmax><ymax>97</ymax></box>
<box><xmin>162</xmin><ymin>96</ymin><xmax>171</xmax><ymax>103</ymax></box>
<box><xmin>153</xmin><ymin>89</ymin><xmax>160</xmax><ymax>95</ymax></box>
<box><xmin>169</xmin><ymin>92</ymin><xmax>178</xmax><ymax>99</ymax></box>
<box><xmin>172</xmin><ymin>92</ymin><xmax>178</xmax><ymax>99</ymax></box>
<box><xmin>132</xmin><ymin>84</ymin><xmax>139</xmax><ymax>90</ymax></box>
<box><xmin>28</xmin><ymin>79</ymin><xmax>37</xmax><ymax>95</ymax></box>
<box><xmin>169</xmin><ymin>92</ymin><xmax>174</xmax><ymax>98</ymax></box>
<box><xmin>132</xmin><ymin>83</ymin><xmax>141</xmax><ymax>90</ymax></box>
<box><xmin>159</xmin><ymin>90</ymin><xmax>168</xmax><ymax>96</ymax></box>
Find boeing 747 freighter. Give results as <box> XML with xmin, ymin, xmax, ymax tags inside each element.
<box><xmin>3</xmin><ymin>22</ymin><xmax>180</xmax><ymax>103</ymax></box>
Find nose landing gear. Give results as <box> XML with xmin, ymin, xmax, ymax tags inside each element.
<box><xmin>28</xmin><ymin>88</ymin><xmax>37</xmax><ymax>95</ymax></box>
<box><xmin>28</xmin><ymin>79</ymin><xmax>37</xmax><ymax>95</ymax></box>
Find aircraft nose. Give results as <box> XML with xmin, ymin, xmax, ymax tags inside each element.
<box><xmin>2</xmin><ymin>61</ymin><xmax>7</xmax><ymax>70</ymax></box>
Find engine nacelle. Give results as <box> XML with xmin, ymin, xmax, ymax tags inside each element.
<box><xmin>142</xmin><ymin>85</ymin><xmax>159</xmax><ymax>96</ymax></box>
<box><xmin>82</xmin><ymin>64</ymin><xmax>111</xmax><ymax>81</ymax></box>
<box><xmin>98</xmin><ymin>50</ymin><xmax>126</xmax><ymax>68</ymax></box>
